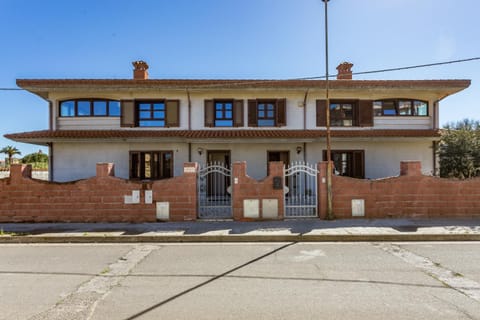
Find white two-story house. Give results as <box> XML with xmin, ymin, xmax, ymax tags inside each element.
<box><xmin>6</xmin><ymin>61</ymin><xmax>470</xmax><ymax>182</ymax></box>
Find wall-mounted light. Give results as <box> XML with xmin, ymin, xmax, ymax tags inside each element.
<box><xmin>197</xmin><ymin>147</ymin><xmax>204</xmax><ymax>156</ymax></box>
<box><xmin>296</xmin><ymin>146</ymin><xmax>302</xmax><ymax>154</ymax></box>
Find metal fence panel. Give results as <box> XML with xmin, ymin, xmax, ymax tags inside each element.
<box><xmin>284</xmin><ymin>162</ymin><xmax>318</xmax><ymax>218</ymax></box>
<box><xmin>197</xmin><ymin>162</ymin><xmax>232</xmax><ymax>219</ymax></box>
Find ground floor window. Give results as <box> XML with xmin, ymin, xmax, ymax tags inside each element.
<box><xmin>323</xmin><ymin>150</ymin><xmax>365</xmax><ymax>179</ymax></box>
<box><xmin>129</xmin><ymin>151</ymin><xmax>173</xmax><ymax>180</ymax></box>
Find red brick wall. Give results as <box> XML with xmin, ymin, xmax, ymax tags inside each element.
<box><xmin>319</xmin><ymin>161</ymin><xmax>480</xmax><ymax>219</ymax></box>
<box><xmin>151</xmin><ymin>162</ymin><xmax>197</xmax><ymax>221</ymax></box>
<box><xmin>3</xmin><ymin>160</ymin><xmax>480</xmax><ymax>223</ymax></box>
<box><xmin>0</xmin><ymin>163</ymin><xmax>197</xmax><ymax>223</ymax></box>
<box><xmin>232</xmin><ymin>161</ymin><xmax>285</xmax><ymax>220</ymax></box>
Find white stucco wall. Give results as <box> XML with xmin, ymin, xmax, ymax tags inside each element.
<box><xmin>52</xmin><ymin>139</ymin><xmax>435</xmax><ymax>182</ymax></box>
<box><xmin>50</xmin><ymin>90</ymin><xmax>438</xmax><ymax>131</ymax></box>
<box><xmin>307</xmin><ymin>140</ymin><xmax>435</xmax><ymax>179</ymax></box>
<box><xmin>52</xmin><ymin>142</ymin><xmax>189</xmax><ymax>182</ymax></box>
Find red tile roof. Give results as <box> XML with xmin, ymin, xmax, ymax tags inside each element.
<box><xmin>5</xmin><ymin>129</ymin><xmax>441</xmax><ymax>143</ymax></box>
<box><xmin>16</xmin><ymin>78</ymin><xmax>470</xmax><ymax>90</ymax></box>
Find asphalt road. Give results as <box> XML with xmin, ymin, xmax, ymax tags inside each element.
<box><xmin>1</xmin><ymin>242</ymin><xmax>479</xmax><ymax>320</ymax></box>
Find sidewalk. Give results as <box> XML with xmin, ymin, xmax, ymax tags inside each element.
<box><xmin>1</xmin><ymin>218</ymin><xmax>480</xmax><ymax>243</ymax></box>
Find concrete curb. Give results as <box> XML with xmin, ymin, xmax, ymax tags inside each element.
<box><xmin>1</xmin><ymin>234</ymin><xmax>480</xmax><ymax>243</ymax></box>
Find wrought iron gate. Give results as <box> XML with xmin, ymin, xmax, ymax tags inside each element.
<box><xmin>197</xmin><ymin>163</ymin><xmax>232</xmax><ymax>219</ymax></box>
<box><xmin>284</xmin><ymin>162</ymin><xmax>318</xmax><ymax>218</ymax></box>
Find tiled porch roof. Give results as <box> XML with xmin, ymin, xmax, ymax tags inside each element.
<box><xmin>5</xmin><ymin>129</ymin><xmax>441</xmax><ymax>144</ymax></box>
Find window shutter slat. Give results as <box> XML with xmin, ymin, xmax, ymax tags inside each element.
<box><xmin>233</xmin><ymin>99</ymin><xmax>244</xmax><ymax>127</ymax></box>
<box><xmin>358</xmin><ymin>100</ymin><xmax>373</xmax><ymax>127</ymax></box>
<box><xmin>248</xmin><ymin>99</ymin><xmax>258</xmax><ymax>127</ymax></box>
<box><xmin>120</xmin><ymin>100</ymin><xmax>135</xmax><ymax>127</ymax></box>
<box><xmin>276</xmin><ymin>98</ymin><xmax>286</xmax><ymax>127</ymax></box>
<box><xmin>316</xmin><ymin>100</ymin><xmax>327</xmax><ymax>127</ymax></box>
<box><xmin>204</xmin><ymin>100</ymin><xmax>214</xmax><ymax>127</ymax></box>
<box><xmin>165</xmin><ymin>100</ymin><xmax>180</xmax><ymax>127</ymax></box>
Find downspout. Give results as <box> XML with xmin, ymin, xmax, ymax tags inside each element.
<box><xmin>303</xmin><ymin>142</ymin><xmax>307</xmax><ymax>163</ymax></box>
<box><xmin>188</xmin><ymin>143</ymin><xmax>192</xmax><ymax>162</ymax></box>
<box><xmin>49</xmin><ymin>100</ymin><xmax>54</xmax><ymax>130</ymax></box>
<box><xmin>48</xmin><ymin>100</ymin><xmax>54</xmax><ymax>181</ymax></box>
<box><xmin>302</xmin><ymin>89</ymin><xmax>309</xmax><ymax>130</ymax></box>
<box><xmin>186</xmin><ymin>88</ymin><xmax>192</xmax><ymax>130</ymax></box>
<box><xmin>433</xmin><ymin>100</ymin><xmax>439</xmax><ymax>129</ymax></box>
<box><xmin>48</xmin><ymin>142</ymin><xmax>54</xmax><ymax>181</ymax></box>
<box><xmin>432</xmin><ymin>100</ymin><xmax>439</xmax><ymax>176</ymax></box>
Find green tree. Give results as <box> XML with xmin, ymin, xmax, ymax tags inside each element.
<box><xmin>22</xmin><ymin>150</ymin><xmax>48</xmax><ymax>169</ymax></box>
<box><xmin>438</xmin><ymin>119</ymin><xmax>480</xmax><ymax>179</ymax></box>
<box><xmin>0</xmin><ymin>146</ymin><xmax>21</xmax><ymax>167</ymax></box>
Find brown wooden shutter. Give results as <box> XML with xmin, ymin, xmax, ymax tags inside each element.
<box><xmin>353</xmin><ymin>151</ymin><xmax>365</xmax><ymax>179</ymax></box>
<box><xmin>316</xmin><ymin>100</ymin><xmax>327</xmax><ymax>127</ymax></box>
<box><xmin>165</xmin><ymin>100</ymin><xmax>179</xmax><ymax>127</ymax></box>
<box><xmin>358</xmin><ymin>100</ymin><xmax>373</xmax><ymax>127</ymax></box>
<box><xmin>276</xmin><ymin>98</ymin><xmax>286</xmax><ymax>127</ymax></box>
<box><xmin>233</xmin><ymin>99</ymin><xmax>244</xmax><ymax>127</ymax></box>
<box><xmin>204</xmin><ymin>100</ymin><xmax>214</xmax><ymax>127</ymax></box>
<box><xmin>248</xmin><ymin>99</ymin><xmax>258</xmax><ymax>127</ymax></box>
<box><xmin>121</xmin><ymin>100</ymin><xmax>135</xmax><ymax>127</ymax></box>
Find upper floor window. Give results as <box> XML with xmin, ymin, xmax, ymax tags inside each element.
<box><xmin>138</xmin><ymin>102</ymin><xmax>165</xmax><ymax>127</ymax></box>
<box><xmin>135</xmin><ymin>100</ymin><xmax>179</xmax><ymax>127</ymax></box>
<box><xmin>257</xmin><ymin>101</ymin><xmax>276</xmax><ymax>126</ymax></box>
<box><xmin>59</xmin><ymin>99</ymin><xmax>120</xmax><ymax>117</ymax></box>
<box><xmin>330</xmin><ymin>102</ymin><xmax>354</xmax><ymax>127</ymax></box>
<box><xmin>316</xmin><ymin>100</ymin><xmax>374</xmax><ymax>127</ymax></box>
<box><xmin>248</xmin><ymin>98</ymin><xmax>286</xmax><ymax>127</ymax></box>
<box><xmin>373</xmin><ymin>99</ymin><xmax>428</xmax><ymax>117</ymax></box>
<box><xmin>215</xmin><ymin>101</ymin><xmax>233</xmax><ymax>126</ymax></box>
<box><xmin>204</xmin><ymin>99</ymin><xmax>243</xmax><ymax>127</ymax></box>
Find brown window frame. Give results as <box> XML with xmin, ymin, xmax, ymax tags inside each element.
<box><xmin>317</xmin><ymin>99</ymin><xmax>373</xmax><ymax>127</ymax></box>
<box><xmin>323</xmin><ymin>149</ymin><xmax>365</xmax><ymax>179</ymax></box>
<box><xmin>373</xmin><ymin>99</ymin><xmax>429</xmax><ymax>117</ymax></box>
<box><xmin>257</xmin><ymin>100</ymin><xmax>277</xmax><ymax>126</ymax></box>
<box><xmin>59</xmin><ymin>99</ymin><xmax>121</xmax><ymax>117</ymax></box>
<box><xmin>204</xmin><ymin>99</ymin><xmax>243</xmax><ymax>128</ymax></box>
<box><xmin>248</xmin><ymin>98</ymin><xmax>286</xmax><ymax>127</ymax></box>
<box><xmin>135</xmin><ymin>100</ymin><xmax>179</xmax><ymax>127</ymax></box>
<box><xmin>129</xmin><ymin>150</ymin><xmax>173</xmax><ymax>180</ymax></box>
<box><xmin>214</xmin><ymin>100</ymin><xmax>234</xmax><ymax>127</ymax></box>
<box><xmin>330</xmin><ymin>101</ymin><xmax>356</xmax><ymax>127</ymax></box>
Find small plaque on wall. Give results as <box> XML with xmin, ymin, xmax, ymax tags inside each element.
<box><xmin>183</xmin><ymin>167</ymin><xmax>196</xmax><ymax>173</ymax></box>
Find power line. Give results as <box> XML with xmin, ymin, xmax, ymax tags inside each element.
<box><xmin>292</xmin><ymin>57</ymin><xmax>480</xmax><ymax>80</ymax></box>
<box><xmin>0</xmin><ymin>56</ymin><xmax>478</xmax><ymax>91</ymax></box>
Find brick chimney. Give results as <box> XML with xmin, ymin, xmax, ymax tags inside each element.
<box><xmin>336</xmin><ymin>62</ymin><xmax>353</xmax><ymax>80</ymax></box>
<box><xmin>132</xmin><ymin>60</ymin><xmax>149</xmax><ymax>80</ymax></box>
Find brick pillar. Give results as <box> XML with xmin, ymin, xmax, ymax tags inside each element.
<box><xmin>400</xmin><ymin>161</ymin><xmax>422</xmax><ymax>176</ymax></box>
<box><xmin>182</xmin><ymin>162</ymin><xmax>198</xmax><ymax>221</ymax></box>
<box><xmin>10</xmin><ymin>164</ymin><xmax>32</xmax><ymax>183</ymax></box>
<box><xmin>232</xmin><ymin>161</ymin><xmax>247</xmax><ymax>221</ymax></box>
<box><xmin>318</xmin><ymin>162</ymin><xmax>328</xmax><ymax>219</ymax></box>
<box><xmin>268</xmin><ymin>161</ymin><xmax>285</xmax><ymax>220</ymax></box>
<box><xmin>96</xmin><ymin>163</ymin><xmax>115</xmax><ymax>177</ymax></box>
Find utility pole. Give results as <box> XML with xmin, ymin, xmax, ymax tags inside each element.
<box><xmin>322</xmin><ymin>0</ymin><xmax>335</xmax><ymax>220</ymax></box>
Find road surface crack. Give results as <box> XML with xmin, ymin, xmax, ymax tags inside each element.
<box><xmin>27</xmin><ymin>244</ymin><xmax>159</xmax><ymax>320</ymax></box>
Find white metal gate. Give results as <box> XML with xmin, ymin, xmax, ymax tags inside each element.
<box><xmin>284</xmin><ymin>162</ymin><xmax>318</xmax><ymax>218</ymax></box>
<box><xmin>197</xmin><ymin>162</ymin><xmax>232</xmax><ymax>219</ymax></box>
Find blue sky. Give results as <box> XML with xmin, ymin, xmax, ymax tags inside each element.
<box><xmin>0</xmin><ymin>0</ymin><xmax>479</xmax><ymax>155</ymax></box>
